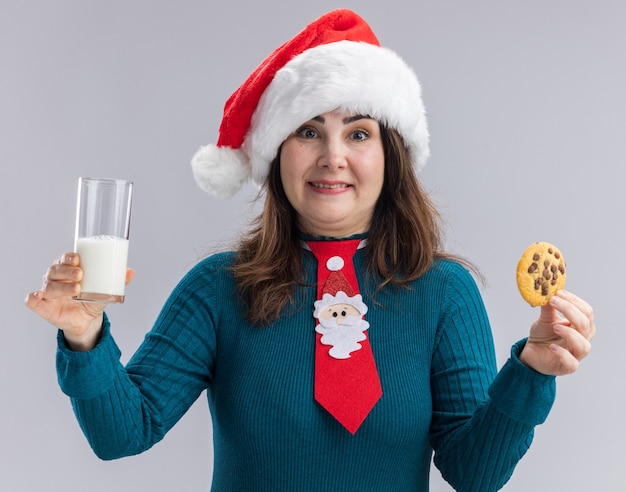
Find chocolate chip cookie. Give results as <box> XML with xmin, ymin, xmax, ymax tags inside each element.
<box><xmin>516</xmin><ymin>242</ymin><xmax>566</xmax><ymax>306</ymax></box>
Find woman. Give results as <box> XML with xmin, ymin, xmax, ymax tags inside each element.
<box><xmin>25</xmin><ymin>9</ymin><xmax>594</xmax><ymax>491</ymax></box>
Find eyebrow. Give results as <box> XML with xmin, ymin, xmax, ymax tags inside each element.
<box><xmin>312</xmin><ymin>114</ymin><xmax>372</xmax><ymax>124</ymax></box>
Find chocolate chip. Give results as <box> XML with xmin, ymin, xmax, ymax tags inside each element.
<box><xmin>528</xmin><ymin>262</ymin><xmax>538</xmax><ymax>273</ymax></box>
<box><xmin>533</xmin><ymin>253</ymin><xmax>540</xmax><ymax>261</ymax></box>
<box><xmin>543</xmin><ymin>269</ymin><xmax>551</xmax><ymax>280</ymax></box>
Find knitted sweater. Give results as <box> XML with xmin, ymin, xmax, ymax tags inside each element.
<box><xmin>56</xmin><ymin>248</ymin><xmax>556</xmax><ymax>491</ymax></box>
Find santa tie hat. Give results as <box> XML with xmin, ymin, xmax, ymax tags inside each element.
<box><xmin>191</xmin><ymin>8</ymin><xmax>429</xmax><ymax>198</ymax></box>
<box><xmin>313</xmin><ymin>255</ymin><xmax>369</xmax><ymax>320</ymax></box>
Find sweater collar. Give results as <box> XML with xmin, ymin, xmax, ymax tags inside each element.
<box><xmin>299</xmin><ymin>232</ymin><xmax>368</xmax><ymax>251</ymax></box>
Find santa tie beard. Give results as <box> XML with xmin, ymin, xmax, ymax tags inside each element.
<box><xmin>315</xmin><ymin>315</ymin><xmax>370</xmax><ymax>359</ymax></box>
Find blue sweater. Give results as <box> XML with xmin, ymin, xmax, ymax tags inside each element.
<box><xmin>57</xmin><ymin>250</ymin><xmax>555</xmax><ymax>491</ymax></box>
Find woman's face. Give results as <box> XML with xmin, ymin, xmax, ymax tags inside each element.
<box><xmin>279</xmin><ymin>109</ymin><xmax>385</xmax><ymax>237</ymax></box>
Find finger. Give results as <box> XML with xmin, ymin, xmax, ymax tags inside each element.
<box><xmin>24</xmin><ymin>288</ymin><xmax>76</xmax><ymax>328</ymax></box>
<box><xmin>24</xmin><ymin>288</ymin><xmax>77</xmax><ymax>319</ymax></box>
<box><xmin>556</xmin><ymin>290</ymin><xmax>596</xmax><ymax>340</ymax></box>
<box><xmin>41</xmin><ymin>278</ymin><xmax>81</xmax><ymax>299</ymax></box>
<box><xmin>63</xmin><ymin>252</ymin><xmax>80</xmax><ymax>266</ymax></box>
<box><xmin>30</xmin><ymin>253</ymin><xmax>82</xmax><ymax>304</ymax></box>
<box><xmin>125</xmin><ymin>268</ymin><xmax>135</xmax><ymax>285</ymax></box>
<box><xmin>41</xmin><ymin>261</ymin><xmax>81</xmax><ymax>298</ymax></box>
<box><xmin>52</xmin><ymin>252</ymin><xmax>79</xmax><ymax>266</ymax></box>
<box><xmin>549</xmin><ymin>343</ymin><xmax>581</xmax><ymax>376</ymax></box>
<box><xmin>549</xmin><ymin>292</ymin><xmax>594</xmax><ymax>340</ymax></box>
<box><xmin>555</xmin><ymin>290</ymin><xmax>594</xmax><ymax>320</ymax></box>
<box><xmin>46</xmin><ymin>263</ymin><xmax>82</xmax><ymax>283</ymax></box>
<box><xmin>554</xmin><ymin>324</ymin><xmax>592</xmax><ymax>361</ymax></box>
<box><xmin>48</xmin><ymin>253</ymin><xmax>82</xmax><ymax>280</ymax></box>
<box><xmin>538</xmin><ymin>303</ymin><xmax>559</xmax><ymax>324</ymax></box>
<box><xmin>24</xmin><ymin>289</ymin><xmax>44</xmax><ymax>311</ymax></box>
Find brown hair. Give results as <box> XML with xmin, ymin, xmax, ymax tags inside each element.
<box><xmin>232</xmin><ymin>126</ymin><xmax>472</xmax><ymax>326</ymax></box>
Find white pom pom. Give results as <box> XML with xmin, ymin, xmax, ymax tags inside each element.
<box><xmin>326</xmin><ymin>256</ymin><xmax>344</xmax><ymax>271</ymax></box>
<box><xmin>190</xmin><ymin>144</ymin><xmax>251</xmax><ymax>198</ymax></box>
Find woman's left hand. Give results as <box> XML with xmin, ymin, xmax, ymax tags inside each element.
<box><xmin>519</xmin><ymin>290</ymin><xmax>595</xmax><ymax>376</ymax></box>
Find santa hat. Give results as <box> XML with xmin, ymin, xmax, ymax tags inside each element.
<box><xmin>191</xmin><ymin>9</ymin><xmax>429</xmax><ymax>198</ymax></box>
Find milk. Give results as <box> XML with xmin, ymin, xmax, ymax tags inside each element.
<box><xmin>75</xmin><ymin>235</ymin><xmax>129</xmax><ymax>302</ymax></box>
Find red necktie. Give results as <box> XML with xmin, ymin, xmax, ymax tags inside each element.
<box><xmin>307</xmin><ymin>239</ymin><xmax>382</xmax><ymax>434</ymax></box>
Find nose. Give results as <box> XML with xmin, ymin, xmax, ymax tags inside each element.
<box><xmin>318</xmin><ymin>137</ymin><xmax>347</xmax><ymax>171</ymax></box>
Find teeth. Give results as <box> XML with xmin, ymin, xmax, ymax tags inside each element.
<box><xmin>311</xmin><ymin>183</ymin><xmax>348</xmax><ymax>189</ymax></box>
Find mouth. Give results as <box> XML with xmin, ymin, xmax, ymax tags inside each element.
<box><xmin>309</xmin><ymin>182</ymin><xmax>351</xmax><ymax>190</ymax></box>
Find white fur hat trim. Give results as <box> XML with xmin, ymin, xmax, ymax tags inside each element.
<box><xmin>246</xmin><ymin>40</ymin><xmax>430</xmax><ymax>187</ymax></box>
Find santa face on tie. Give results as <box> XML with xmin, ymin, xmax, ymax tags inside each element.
<box><xmin>313</xmin><ymin>290</ymin><xmax>370</xmax><ymax>359</ymax></box>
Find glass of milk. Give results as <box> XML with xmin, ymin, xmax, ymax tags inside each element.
<box><xmin>74</xmin><ymin>177</ymin><xmax>133</xmax><ymax>303</ymax></box>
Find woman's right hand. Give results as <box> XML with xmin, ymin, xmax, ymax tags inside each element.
<box><xmin>24</xmin><ymin>252</ymin><xmax>134</xmax><ymax>352</ymax></box>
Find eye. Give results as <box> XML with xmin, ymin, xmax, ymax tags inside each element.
<box><xmin>349</xmin><ymin>129</ymin><xmax>369</xmax><ymax>141</ymax></box>
<box><xmin>341</xmin><ymin>310</ymin><xmax>347</xmax><ymax>317</ymax></box>
<box><xmin>332</xmin><ymin>311</ymin><xmax>338</xmax><ymax>318</ymax></box>
<box><xmin>295</xmin><ymin>126</ymin><xmax>319</xmax><ymax>139</ymax></box>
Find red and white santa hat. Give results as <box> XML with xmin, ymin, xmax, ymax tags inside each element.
<box><xmin>191</xmin><ymin>9</ymin><xmax>430</xmax><ymax>198</ymax></box>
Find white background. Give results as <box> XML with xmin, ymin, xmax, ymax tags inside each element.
<box><xmin>3</xmin><ymin>0</ymin><xmax>624</xmax><ymax>490</ymax></box>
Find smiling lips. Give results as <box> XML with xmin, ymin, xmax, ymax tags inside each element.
<box><xmin>309</xmin><ymin>181</ymin><xmax>351</xmax><ymax>192</ymax></box>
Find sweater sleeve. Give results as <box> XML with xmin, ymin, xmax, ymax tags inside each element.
<box><xmin>429</xmin><ymin>263</ymin><xmax>556</xmax><ymax>492</ymax></box>
<box><xmin>56</xmin><ymin>258</ymin><xmax>219</xmax><ymax>460</ymax></box>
